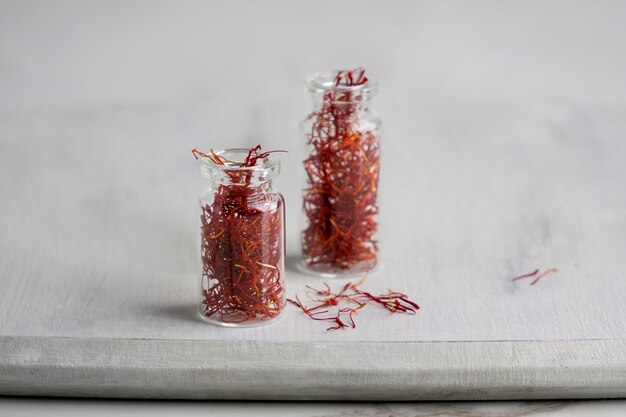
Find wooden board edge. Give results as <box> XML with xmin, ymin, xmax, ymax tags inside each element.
<box><xmin>1</xmin><ymin>336</ymin><xmax>625</xmax><ymax>400</ymax></box>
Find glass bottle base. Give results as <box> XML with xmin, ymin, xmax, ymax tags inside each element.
<box><xmin>297</xmin><ymin>259</ymin><xmax>381</xmax><ymax>279</ymax></box>
<box><xmin>197</xmin><ymin>308</ymin><xmax>286</xmax><ymax>328</ymax></box>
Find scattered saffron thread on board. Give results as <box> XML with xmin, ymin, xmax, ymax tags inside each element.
<box><xmin>512</xmin><ymin>268</ymin><xmax>558</xmax><ymax>286</ymax></box>
<box><xmin>287</xmin><ymin>277</ymin><xmax>419</xmax><ymax>331</ymax></box>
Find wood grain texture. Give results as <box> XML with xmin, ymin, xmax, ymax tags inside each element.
<box><xmin>0</xmin><ymin>101</ymin><xmax>625</xmax><ymax>398</ymax></box>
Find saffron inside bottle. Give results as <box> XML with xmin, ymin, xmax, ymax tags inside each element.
<box><xmin>300</xmin><ymin>69</ymin><xmax>381</xmax><ymax>278</ymax></box>
<box><xmin>196</xmin><ymin>147</ymin><xmax>286</xmax><ymax>327</ymax></box>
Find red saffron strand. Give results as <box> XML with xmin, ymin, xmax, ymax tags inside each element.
<box><xmin>511</xmin><ymin>268</ymin><xmax>557</xmax><ymax>286</ymax></box>
<box><xmin>195</xmin><ymin>145</ymin><xmax>285</xmax><ymax>324</ymax></box>
<box><xmin>194</xmin><ymin>146</ymin><xmax>287</xmax><ymax>168</ymax></box>
<box><xmin>288</xmin><ymin>279</ymin><xmax>419</xmax><ymax>331</ymax></box>
<box><xmin>511</xmin><ymin>269</ymin><xmax>540</xmax><ymax>282</ymax></box>
<box><xmin>191</xmin><ymin>148</ymin><xmax>209</xmax><ymax>159</ymax></box>
<box><xmin>530</xmin><ymin>268</ymin><xmax>558</xmax><ymax>286</ymax></box>
<box><xmin>302</xmin><ymin>67</ymin><xmax>380</xmax><ymax>273</ymax></box>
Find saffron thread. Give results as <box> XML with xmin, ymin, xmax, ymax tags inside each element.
<box><xmin>512</xmin><ymin>268</ymin><xmax>557</xmax><ymax>286</ymax></box>
<box><xmin>288</xmin><ymin>278</ymin><xmax>419</xmax><ymax>331</ymax></box>
<box><xmin>195</xmin><ymin>145</ymin><xmax>286</xmax><ymax>324</ymax></box>
<box><xmin>302</xmin><ymin>67</ymin><xmax>380</xmax><ymax>273</ymax></box>
<box><xmin>531</xmin><ymin>268</ymin><xmax>558</xmax><ymax>285</ymax></box>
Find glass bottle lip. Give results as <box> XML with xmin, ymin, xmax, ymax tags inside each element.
<box><xmin>198</xmin><ymin>148</ymin><xmax>281</xmax><ymax>182</ymax></box>
<box><xmin>305</xmin><ymin>70</ymin><xmax>379</xmax><ymax>98</ymax></box>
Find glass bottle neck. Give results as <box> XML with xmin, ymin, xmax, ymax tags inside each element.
<box><xmin>311</xmin><ymin>97</ymin><xmax>372</xmax><ymax>112</ymax></box>
<box><xmin>199</xmin><ymin>148</ymin><xmax>281</xmax><ymax>190</ymax></box>
<box><xmin>207</xmin><ymin>176</ymin><xmax>274</xmax><ymax>192</ymax></box>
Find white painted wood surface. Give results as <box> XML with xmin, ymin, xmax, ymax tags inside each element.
<box><xmin>0</xmin><ymin>100</ymin><xmax>625</xmax><ymax>398</ymax></box>
<box><xmin>2</xmin><ymin>336</ymin><xmax>626</xmax><ymax>400</ymax></box>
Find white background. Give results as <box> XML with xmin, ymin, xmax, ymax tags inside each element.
<box><xmin>2</xmin><ymin>0</ymin><xmax>626</xmax><ymax>107</ymax></box>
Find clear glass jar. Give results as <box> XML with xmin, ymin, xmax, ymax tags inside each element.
<box><xmin>299</xmin><ymin>70</ymin><xmax>381</xmax><ymax>278</ymax></box>
<box><xmin>197</xmin><ymin>148</ymin><xmax>286</xmax><ymax>326</ymax></box>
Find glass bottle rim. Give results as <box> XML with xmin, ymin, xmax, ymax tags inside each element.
<box><xmin>197</xmin><ymin>148</ymin><xmax>280</xmax><ymax>172</ymax></box>
<box><xmin>305</xmin><ymin>70</ymin><xmax>379</xmax><ymax>98</ymax></box>
<box><xmin>198</xmin><ymin>148</ymin><xmax>281</xmax><ymax>183</ymax></box>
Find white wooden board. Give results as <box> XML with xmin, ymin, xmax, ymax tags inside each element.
<box><xmin>0</xmin><ymin>101</ymin><xmax>625</xmax><ymax>399</ymax></box>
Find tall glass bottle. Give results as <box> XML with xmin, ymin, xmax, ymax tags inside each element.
<box><xmin>300</xmin><ymin>69</ymin><xmax>381</xmax><ymax>278</ymax></box>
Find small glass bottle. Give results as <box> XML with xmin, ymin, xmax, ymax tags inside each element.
<box><xmin>300</xmin><ymin>69</ymin><xmax>381</xmax><ymax>278</ymax></box>
<box><xmin>197</xmin><ymin>148</ymin><xmax>286</xmax><ymax>326</ymax></box>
